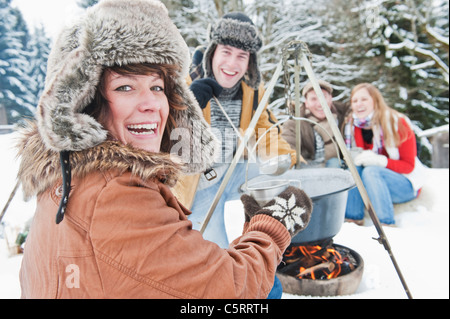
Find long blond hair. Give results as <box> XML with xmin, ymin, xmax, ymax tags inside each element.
<box><xmin>350</xmin><ymin>83</ymin><xmax>410</xmax><ymax>147</ymax></box>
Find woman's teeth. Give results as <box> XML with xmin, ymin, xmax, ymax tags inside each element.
<box><xmin>127</xmin><ymin>123</ymin><xmax>157</xmax><ymax>135</ymax></box>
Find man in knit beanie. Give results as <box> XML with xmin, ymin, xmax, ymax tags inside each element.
<box><xmin>174</xmin><ymin>12</ymin><xmax>296</xmax><ymax>251</ymax></box>
<box><xmin>172</xmin><ymin>12</ymin><xmax>298</xmax><ymax>299</ymax></box>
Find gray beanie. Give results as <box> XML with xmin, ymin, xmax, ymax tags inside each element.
<box><xmin>36</xmin><ymin>0</ymin><xmax>217</xmax><ymax>174</ymax></box>
<box><xmin>203</xmin><ymin>12</ymin><xmax>263</xmax><ymax>89</ymax></box>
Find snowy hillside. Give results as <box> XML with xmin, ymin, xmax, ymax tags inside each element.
<box><xmin>0</xmin><ymin>131</ymin><xmax>448</xmax><ymax>299</ymax></box>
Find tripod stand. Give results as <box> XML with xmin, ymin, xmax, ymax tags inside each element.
<box><xmin>199</xmin><ymin>40</ymin><xmax>413</xmax><ymax>299</ymax></box>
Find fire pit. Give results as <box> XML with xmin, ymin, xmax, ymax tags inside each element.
<box><xmin>277</xmin><ymin>241</ymin><xmax>364</xmax><ymax>296</ymax></box>
<box><xmin>243</xmin><ymin>168</ymin><xmax>363</xmax><ymax>296</ymax></box>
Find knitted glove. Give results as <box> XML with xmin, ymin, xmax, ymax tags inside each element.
<box><xmin>241</xmin><ymin>186</ymin><xmax>313</xmax><ymax>237</ymax></box>
<box><xmin>241</xmin><ymin>193</ymin><xmax>262</xmax><ymax>223</ymax></box>
<box><xmin>349</xmin><ymin>147</ymin><xmax>364</xmax><ymax>160</ymax></box>
<box><xmin>354</xmin><ymin>150</ymin><xmax>388</xmax><ymax>167</ymax></box>
<box><xmin>189</xmin><ymin>78</ymin><xmax>223</xmax><ymax>109</ymax></box>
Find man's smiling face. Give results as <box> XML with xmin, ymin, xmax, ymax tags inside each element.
<box><xmin>211</xmin><ymin>44</ymin><xmax>250</xmax><ymax>88</ymax></box>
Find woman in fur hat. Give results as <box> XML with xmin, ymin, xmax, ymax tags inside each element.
<box><xmin>16</xmin><ymin>0</ymin><xmax>312</xmax><ymax>299</ymax></box>
<box><xmin>344</xmin><ymin>83</ymin><xmax>428</xmax><ymax>226</ymax></box>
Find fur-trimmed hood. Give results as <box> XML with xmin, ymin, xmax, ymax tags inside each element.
<box><xmin>17</xmin><ymin>122</ymin><xmax>181</xmax><ymax>200</ymax></box>
<box><xmin>36</xmin><ymin>0</ymin><xmax>217</xmax><ymax>174</ymax></box>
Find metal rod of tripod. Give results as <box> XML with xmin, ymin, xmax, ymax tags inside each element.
<box><xmin>300</xmin><ymin>52</ymin><xmax>413</xmax><ymax>299</ymax></box>
<box><xmin>294</xmin><ymin>56</ymin><xmax>302</xmax><ymax>169</ymax></box>
<box><xmin>0</xmin><ymin>181</ymin><xmax>20</xmax><ymax>224</ymax></box>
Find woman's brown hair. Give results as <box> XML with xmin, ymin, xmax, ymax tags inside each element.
<box><xmin>83</xmin><ymin>63</ymin><xmax>186</xmax><ymax>152</ymax></box>
<box><xmin>350</xmin><ymin>83</ymin><xmax>410</xmax><ymax>147</ymax></box>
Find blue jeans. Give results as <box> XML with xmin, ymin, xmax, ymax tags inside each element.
<box><xmin>267</xmin><ymin>276</ymin><xmax>283</xmax><ymax>299</ymax></box>
<box><xmin>345</xmin><ymin>166</ymin><xmax>417</xmax><ymax>225</ymax></box>
<box><xmin>189</xmin><ymin>162</ymin><xmax>260</xmax><ymax>248</ymax></box>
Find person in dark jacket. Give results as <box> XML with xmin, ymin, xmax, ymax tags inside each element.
<box><xmin>282</xmin><ymin>80</ymin><xmax>349</xmax><ymax>167</ymax></box>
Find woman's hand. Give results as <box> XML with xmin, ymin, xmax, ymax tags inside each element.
<box><xmin>354</xmin><ymin>150</ymin><xmax>388</xmax><ymax>167</ymax></box>
<box><xmin>241</xmin><ymin>186</ymin><xmax>312</xmax><ymax>238</ymax></box>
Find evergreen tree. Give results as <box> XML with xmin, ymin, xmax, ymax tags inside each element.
<box><xmin>27</xmin><ymin>24</ymin><xmax>51</xmax><ymax>105</ymax></box>
<box><xmin>246</xmin><ymin>0</ymin><xmax>363</xmax><ymax>112</ymax></box>
<box><xmin>3</xmin><ymin>0</ymin><xmax>446</xmax><ymax>160</ymax></box>
<box><xmin>352</xmin><ymin>0</ymin><xmax>449</xmax><ymax>130</ymax></box>
<box><xmin>0</xmin><ymin>0</ymin><xmax>36</xmax><ymax>124</ymax></box>
<box><xmin>162</xmin><ymin>0</ymin><xmax>218</xmax><ymax>49</ymax></box>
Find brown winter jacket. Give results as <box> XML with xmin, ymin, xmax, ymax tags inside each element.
<box><xmin>281</xmin><ymin>101</ymin><xmax>349</xmax><ymax>164</ymax></box>
<box><xmin>17</xmin><ymin>124</ymin><xmax>291</xmax><ymax>299</ymax></box>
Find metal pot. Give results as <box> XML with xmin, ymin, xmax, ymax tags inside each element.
<box><xmin>244</xmin><ymin>179</ymin><xmax>301</xmax><ymax>206</ymax></box>
<box><xmin>243</xmin><ymin>168</ymin><xmax>355</xmax><ymax>244</ymax></box>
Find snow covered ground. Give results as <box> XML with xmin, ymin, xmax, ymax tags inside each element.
<box><xmin>1</xmin><ymin>131</ymin><xmax>448</xmax><ymax>299</ymax></box>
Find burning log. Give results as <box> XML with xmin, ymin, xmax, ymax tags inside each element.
<box><xmin>298</xmin><ymin>261</ymin><xmax>335</xmax><ymax>277</ymax></box>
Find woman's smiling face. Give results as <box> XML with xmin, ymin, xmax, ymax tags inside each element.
<box><xmin>102</xmin><ymin>70</ymin><xmax>169</xmax><ymax>153</ymax></box>
<box><xmin>351</xmin><ymin>87</ymin><xmax>375</xmax><ymax>119</ymax></box>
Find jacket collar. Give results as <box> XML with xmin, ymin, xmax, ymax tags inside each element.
<box><xmin>16</xmin><ymin>122</ymin><xmax>181</xmax><ymax>200</ymax></box>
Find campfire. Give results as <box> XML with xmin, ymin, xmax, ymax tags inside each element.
<box><xmin>279</xmin><ymin>240</ymin><xmax>357</xmax><ymax>280</ymax></box>
<box><xmin>277</xmin><ymin>240</ymin><xmax>364</xmax><ymax>296</ymax></box>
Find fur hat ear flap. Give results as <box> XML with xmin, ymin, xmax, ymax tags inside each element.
<box><xmin>245</xmin><ymin>53</ymin><xmax>262</xmax><ymax>90</ymax></box>
<box><xmin>169</xmin><ymin>79</ymin><xmax>220</xmax><ymax>174</ymax></box>
<box><xmin>37</xmin><ymin>39</ymin><xmax>108</xmax><ymax>151</ymax></box>
<box><xmin>203</xmin><ymin>43</ymin><xmax>217</xmax><ymax>80</ymax></box>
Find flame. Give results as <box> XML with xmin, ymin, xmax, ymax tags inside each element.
<box><xmin>284</xmin><ymin>246</ymin><xmax>300</xmax><ymax>257</ymax></box>
<box><xmin>299</xmin><ymin>245</ymin><xmax>322</xmax><ymax>257</ymax></box>
<box><xmin>289</xmin><ymin>244</ymin><xmax>345</xmax><ymax>280</ymax></box>
<box><xmin>325</xmin><ymin>248</ymin><xmax>342</xmax><ymax>279</ymax></box>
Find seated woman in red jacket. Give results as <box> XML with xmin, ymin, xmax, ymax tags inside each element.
<box><xmin>344</xmin><ymin>83</ymin><xmax>428</xmax><ymax>226</ymax></box>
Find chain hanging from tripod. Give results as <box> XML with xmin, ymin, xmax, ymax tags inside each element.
<box><xmin>281</xmin><ymin>40</ymin><xmax>313</xmax><ymax>167</ymax></box>
<box><xmin>281</xmin><ymin>40</ymin><xmax>312</xmax><ymax>115</ymax></box>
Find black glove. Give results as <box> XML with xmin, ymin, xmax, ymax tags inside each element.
<box><xmin>189</xmin><ymin>78</ymin><xmax>223</xmax><ymax>109</ymax></box>
<box><xmin>241</xmin><ymin>186</ymin><xmax>313</xmax><ymax>238</ymax></box>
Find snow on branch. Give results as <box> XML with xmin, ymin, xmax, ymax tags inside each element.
<box><xmin>426</xmin><ymin>24</ymin><xmax>449</xmax><ymax>47</ymax></box>
<box><xmin>411</xmin><ymin>99</ymin><xmax>449</xmax><ymax>116</ymax></box>
<box><xmin>410</xmin><ymin>60</ymin><xmax>436</xmax><ymax>70</ymax></box>
<box><xmin>418</xmin><ymin>124</ymin><xmax>449</xmax><ymax>138</ymax></box>
<box><xmin>388</xmin><ymin>39</ymin><xmax>449</xmax><ymax>83</ymax></box>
